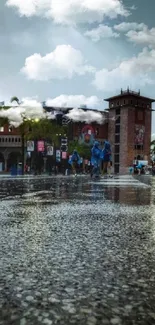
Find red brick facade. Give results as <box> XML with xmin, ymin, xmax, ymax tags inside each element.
<box><xmin>106</xmin><ymin>90</ymin><xmax>153</xmax><ymax>174</ymax></box>
<box><xmin>0</xmin><ymin>90</ymin><xmax>153</xmax><ymax>174</ymax></box>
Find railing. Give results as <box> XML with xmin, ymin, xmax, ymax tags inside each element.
<box><xmin>121</xmin><ymin>89</ymin><xmax>140</xmax><ymax>96</ymax></box>
<box><xmin>0</xmin><ymin>135</ymin><xmax>22</xmax><ymax>147</ymax></box>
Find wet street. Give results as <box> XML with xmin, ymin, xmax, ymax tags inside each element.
<box><xmin>0</xmin><ymin>175</ymin><xmax>155</xmax><ymax>325</ymax></box>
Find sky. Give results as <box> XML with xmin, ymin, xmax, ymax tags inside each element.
<box><xmin>1</xmin><ymin>0</ymin><xmax>155</xmax><ymax>132</ymax></box>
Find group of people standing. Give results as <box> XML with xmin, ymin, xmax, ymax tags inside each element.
<box><xmin>69</xmin><ymin>140</ymin><xmax>112</xmax><ymax>178</ymax></box>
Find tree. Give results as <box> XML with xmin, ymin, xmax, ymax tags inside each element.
<box><xmin>26</xmin><ymin>119</ymin><xmax>66</xmax><ymax>146</ymax></box>
<box><xmin>68</xmin><ymin>139</ymin><xmax>91</xmax><ymax>159</ymax></box>
<box><xmin>10</xmin><ymin>96</ymin><xmax>20</xmax><ymax>105</ymax></box>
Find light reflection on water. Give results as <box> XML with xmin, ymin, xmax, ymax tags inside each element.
<box><xmin>0</xmin><ymin>176</ymin><xmax>155</xmax><ymax>324</ymax></box>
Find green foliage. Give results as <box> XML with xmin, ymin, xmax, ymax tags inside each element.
<box><xmin>68</xmin><ymin>139</ymin><xmax>91</xmax><ymax>159</ymax></box>
<box><xmin>10</xmin><ymin>96</ymin><xmax>20</xmax><ymax>105</ymax></box>
<box><xmin>25</xmin><ymin>119</ymin><xmax>66</xmax><ymax>145</ymax></box>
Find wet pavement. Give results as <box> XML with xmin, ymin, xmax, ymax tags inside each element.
<box><xmin>0</xmin><ymin>175</ymin><xmax>155</xmax><ymax>324</ymax></box>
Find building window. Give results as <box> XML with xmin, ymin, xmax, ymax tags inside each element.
<box><xmin>135</xmin><ymin>145</ymin><xmax>143</xmax><ymax>150</ymax></box>
<box><xmin>9</xmin><ymin>127</ymin><xmax>13</xmax><ymax>132</ymax></box>
<box><xmin>114</xmin><ymin>154</ymin><xmax>120</xmax><ymax>163</ymax></box>
<box><xmin>9</xmin><ymin>138</ymin><xmax>11</xmax><ymax>142</ymax></box>
<box><xmin>2</xmin><ymin>138</ymin><xmax>4</xmax><ymax>142</ymax></box>
<box><xmin>116</xmin><ymin>108</ymin><xmax>120</xmax><ymax>115</ymax></box>
<box><xmin>115</xmin><ymin>134</ymin><xmax>120</xmax><ymax>143</ymax></box>
<box><xmin>111</xmin><ymin>102</ymin><xmax>114</xmax><ymax>108</ymax></box>
<box><xmin>117</xmin><ymin>101</ymin><xmax>119</xmax><ymax>106</ymax></box>
<box><xmin>114</xmin><ymin>164</ymin><xmax>119</xmax><ymax>174</ymax></box>
<box><xmin>18</xmin><ymin>138</ymin><xmax>21</xmax><ymax>142</ymax></box>
<box><xmin>0</xmin><ymin>138</ymin><xmax>1</xmax><ymax>142</ymax></box>
<box><xmin>131</xmin><ymin>100</ymin><xmax>133</xmax><ymax>104</ymax></box>
<box><xmin>0</xmin><ymin>127</ymin><xmax>4</xmax><ymax>132</ymax></box>
<box><xmin>115</xmin><ymin>124</ymin><xmax>120</xmax><ymax>134</ymax></box>
<box><xmin>116</xmin><ymin>116</ymin><xmax>120</xmax><ymax>124</ymax></box>
<box><xmin>115</xmin><ymin>145</ymin><xmax>120</xmax><ymax>154</ymax></box>
<box><xmin>12</xmin><ymin>138</ymin><xmax>14</xmax><ymax>142</ymax></box>
<box><xmin>124</xmin><ymin>100</ymin><xmax>126</xmax><ymax>104</ymax></box>
<box><xmin>5</xmin><ymin>138</ymin><xmax>7</xmax><ymax>142</ymax></box>
<box><xmin>95</xmin><ymin>128</ymin><xmax>99</xmax><ymax>136</ymax></box>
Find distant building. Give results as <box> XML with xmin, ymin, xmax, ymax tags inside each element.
<box><xmin>105</xmin><ymin>89</ymin><xmax>154</xmax><ymax>174</ymax></box>
<box><xmin>0</xmin><ymin>89</ymin><xmax>153</xmax><ymax>173</ymax></box>
<box><xmin>0</xmin><ymin>124</ymin><xmax>22</xmax><ymax>171</ymax></box>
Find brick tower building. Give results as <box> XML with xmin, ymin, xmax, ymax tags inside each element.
<box><xmin>105</xmin><ymin>89</ymin><xmax>154</xmax><ymax>174</ymax></box>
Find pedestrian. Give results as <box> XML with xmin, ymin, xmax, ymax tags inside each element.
<box><xmin>136</xmin><ymin>162</ymin><xmax>142</xmax><ymax>175</ymax></box>
<box><xmin>68</xmin><ymin>149</ymin><xmax>81</xmax><ymax>176</ymax></box>
<box><xmin>101</xmin><ymin>140</ymin><xmax>113</xmax><ymax>178</ymax></box>
<box><xmin>129</xmin><ymin>165</ymin><xmax>134</xmax><ymax>175</ymax></box>
<box><xmin>91</xmin><ymin>141</ymin><xmax>101</xmax><ymax>178</ymax></box>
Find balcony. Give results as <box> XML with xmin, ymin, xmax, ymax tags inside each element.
<box><xmin>0</xmin><ymin>135</ymin><xmax>22</xmax><ymax>147</ymax></box>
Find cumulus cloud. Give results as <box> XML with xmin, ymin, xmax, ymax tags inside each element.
<box><xmin>84</xmin><ymin>24</ymin><xmax>119</xmax><ymax>42</ymax></box>
<box><xmin>114</xmin><ymin>22</ymin><xmax>155</xmax><ymax>48</ymax></box>
<box><xmin>6</xmin><ymin>0</ymin><xmax>129</xmax><ymax>25</ymax></box>
<box><xmin>0</xmin><ymin>98</ymin><xmax>49</xmax><ymax>127</ymax></box>
<box><xmin>66</xmin><ymin>108</ymin><xmax>104</xmax><ymax>124</ymax></box>
<box><xmin>46</xmin><ymin>95</ymin><xmax>100</xmax><ymax>109</ymax></box>
<box><xmin>92</xmin><ymin>48</ymin><xmax>155</xmax><ymax>91</ymax></box>
<box><xmin>126</xmin><ymin>27</ymin><xmax>155</xmax><ymax>47</ymax></box>
<box><xmin>114</xmin><ymin>22</ymin><xmax>146</xmax><ymax>32</ymax></box>
<box><xmin>21</xmin><ymin>45</ymin><xmax>95</xmax><ymax>80</ymax></box>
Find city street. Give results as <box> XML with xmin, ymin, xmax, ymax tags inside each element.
<box><xmin>0</xmin><ymin>175</ymin><xmax>155</xmax><ymax>325</ymax></box>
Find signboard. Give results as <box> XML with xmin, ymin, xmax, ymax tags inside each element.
<box><xmin>47</xmin><ymin>146</ymin><xmax>53</xmax><ymax>156</ymax></box>
<box><xmin>27</xmin><ymin>140</ymin><xmax>34</xmax><ymax>152</ymax></box>
<box><xmin>79</xmin><ymin>125</ymin><xmax>95</xmax><ymax>146</ymax></box>
<box><xmin>135</xmin><ymin>125</ymin><xmax>145</xmax><ymax>145</ymax></box>
<box><xmin>138</xmin><ymin>160</ymin><xmax>148</xmax><ymax>166</ymax></box>
<box><xmin>37</xmin><ymin>141</ymin><xmax>45</xmax><ymax>152</ymax></box>
<box><xmin>62</xmin><ymin>152</ymin><xmax>67</xmax><ymax>159</ymax></box>
<box><xmin>56</xmin><ymin>150</ymin><xmax>61</xmax><ymax>162</ymax></box>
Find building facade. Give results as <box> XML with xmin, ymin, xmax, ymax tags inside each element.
<box><xmin>0</xmin><ymin>89</ymin><xmax>153</xmax><ymax>173</ymax></box>
<box><xmin>0</xmin><ymin>124</ymin><xmax>22</xmax><ymax>171</ymax></box>
<box><xmin>106</xmin><ymin>89</ymin><xmax>154</xmax><ymax>174</ymax></box>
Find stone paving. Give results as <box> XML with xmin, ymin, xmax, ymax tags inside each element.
<box><xmin>0</xmin><ymin>175</ymin><xmax>155</xmax><ymax>324</ymax></box>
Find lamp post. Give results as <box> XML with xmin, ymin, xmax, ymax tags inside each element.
<box><xmin>21</xmin><ymin>132</ymin><xmax>25</xmax><ymax>175</ymax></box>
<box><xmin>21</xmin><ymin>118</ymin><xmax>40</xmax><ymax>176</ymax></box>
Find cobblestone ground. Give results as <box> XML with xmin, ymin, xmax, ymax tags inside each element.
<box><xmin>0</xmin><ymin>175</ymin><xmax>155</xmax><ymax>325</ymax></box>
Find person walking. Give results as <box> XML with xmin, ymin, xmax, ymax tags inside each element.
<box><xmin>91</xmin><ymin>141</ymin><xmax>102</xmax><ymax>178</ymax></box>
<box><xmin>68</xmin><ymin>149</ymin><xmax>81</xmax><ymax>176</ymax></box>
<box><xmin>101</xmin><ymin>140</ymin><xmax>112</xmax><ymax>178</ymax></box>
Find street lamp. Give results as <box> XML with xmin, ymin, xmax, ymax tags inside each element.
<box><xmin>21</xmin><ymin>118</ymin><xmax>40</xmax><ymax>175</ymax></box>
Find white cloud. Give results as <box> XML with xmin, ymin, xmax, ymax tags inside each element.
<box><xmin>84</xmin><ymin>24</ymin><xmax>119</xmax><ymax>42</ymax></box>
<box><xmin>114</xmin><ymin>22</ymin><xmax>146</xmax><ymax>32</ymax></box>
<box><xmin>114</xmin><ymin>22</ymin><xmax>155</xmax><ymax>48</ymax></box>
<box><xmin>0</xmin><ymin>98</ymin><xmax>48</xmax><ymax>127</ymax></box>
<box><xmin>46</xmin><ymin>95</ymin><xmax>100</xmax><ymax>109</ymax></box>
<box><xmin>21</xmin><ymin>45</ymin><xmax>95</xmax><ymax>81</ymax></box>
<box><xmin>126</xmin><ymin>27</ymin><xmax>155</xmax><ymax>47</ymax></box>
<box><xmin>6</xmin><ymin>0</ymin><xmax>129</xmax><ymax>24</ymax></box>
<box><xmin>93</xmin><ymin>48</ymin><xmax>155</xmax><ymax>91</ymax></box>
<box><xmin>66</xmin><ymin>108</ymin><xmax>104</xmax><ymax>124</ymax></box>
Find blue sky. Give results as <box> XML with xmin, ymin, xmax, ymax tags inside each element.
<box><xmin>1</xmin><ymin>0</ymin><xmax>155</xmax><ymax>132</ymax></box>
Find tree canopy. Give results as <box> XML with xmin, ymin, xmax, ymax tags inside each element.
<box><xmin>10</xmin><ymin>96</ymin><xmax>20</xmax><ymax>105</ymax></box>
<box><xmin>68</xmin><ymin>139</ymin><xmax>91</xmax><ymax>158</ymax></box>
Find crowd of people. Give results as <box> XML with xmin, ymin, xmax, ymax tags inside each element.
<box><xmin>24</xmin><ymin>139</ymin><xmax>155</xmax><ymax>177</ymax></box>
<box><xmin>69</xmin><ymin>140</ymin><xmax>112</xmax><ymax>178</ymax></box>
